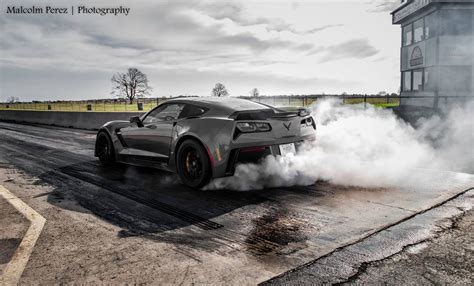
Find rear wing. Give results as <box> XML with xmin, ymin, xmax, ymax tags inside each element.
<box><xmin>229</xmin><ymin>107</ymin><xmax>311</xmax><ymax>120</ymax></box>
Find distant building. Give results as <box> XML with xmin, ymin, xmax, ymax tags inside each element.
<box><xmin>391</xmin><ymin>0</ymin><xmax>474</xmax><ymax>108</ymax></box>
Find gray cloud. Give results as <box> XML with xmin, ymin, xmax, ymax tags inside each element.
<box><xmin>366</xmin><ymin>0</ymin><xmax>399</xmax><ymax>12</ymax></box>
<box><xmin>197</xmin><ymin>0</ymin><xmax>341</xmax><ymax>36</ymax></box>
<box><xmin>0</xmin><ymin>0</ymin><xmax>398</xmax><ymax>99</ymax></box>
<box><xmin>305</xmin><ymin>24</ymin><xmax>344</xmax><ymax>34</ymax></box>
<box><xmin>204</xmin><ymin>32</ymin><xmax>294</xmax><ymax>52</ymax></box>
<box><xmin>0</xmin><ymin>0</ymin><xmax>315</xmax><ymax>73</ymax></box>
<box><xmin>318</xmin><ymin>38</ymin><xmax>380</xmax><ymax>63</ymax></box>
<box><xmin>266</xmin><ymin>22</ymin><xmax>344</xmax><ymax>35</ymax></box>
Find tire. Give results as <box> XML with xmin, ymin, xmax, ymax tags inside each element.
<box><xmin>176</xmin><ymin>139</ymin><xmax>212</xmax><ymax>189</ymax></box>
<box><xmin>96</xmin><ymin>131</ymin><xmax>116</xmax><ymax>166</ymax></box>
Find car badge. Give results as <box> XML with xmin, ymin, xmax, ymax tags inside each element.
<box><xmin>283</xmin><ymin>122</ymin><xmax>291</xmax><ymax>130</ymax></box>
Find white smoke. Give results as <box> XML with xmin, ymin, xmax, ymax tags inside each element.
<box><xmin>205</xmin><ymin>98</ymin><xmax>473</xmax><ymax>191</ymax></box>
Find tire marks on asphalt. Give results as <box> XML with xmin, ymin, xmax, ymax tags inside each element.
<box><xmin>0</xmin><ymin>137</ymin><xmax>223</xmax><ymax>231</ymax></box>
<box><xmin>0</xmin><ymin>126</ymin><xmax>299</xmax><ymax>256</ymax></box>
<box><xmin>60</xmin><ymin>164</ymin><xmax>223</xmax><ymax>230</ymax></box>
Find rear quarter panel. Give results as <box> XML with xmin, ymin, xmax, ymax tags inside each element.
<box><xmin>170</xmin><ymin>117</ymin><xmax>235</xmax><ymax>178</ymax></box>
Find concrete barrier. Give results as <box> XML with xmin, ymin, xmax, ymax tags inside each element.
<box><xmin>0</xmin><ymin>110</ymin><xmax>145</xmax><ymax>130</ymax></box>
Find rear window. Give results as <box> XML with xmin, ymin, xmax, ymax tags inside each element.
<box><xmin>230</xmin><ymin>109</ymin><xmax>275</xmax><ymax>120</ymax></box>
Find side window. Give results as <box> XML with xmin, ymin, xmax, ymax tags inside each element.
<box><xmin>413</xmin><ymin>18</ymin><xmax>424</xmax><ymax>43</ymax></box>
<box><xmin>412</xmin><ymin>69</ymin><xmax>423</xmax><ymax>91</ymax></box>
<box><xmin>402</xmin><ymin>71</ymin><xmax>412</xmax><ymax>91</ymax></box>
<box><xmin>425</xmin><ymin>12</ymin><xmax>436</xmax><ymax>39</ymax></box>
<box><xmin>179</xmin><ymin>104</ymin><xmax>208</xmax><ymax>119</ymax></box>
<box><xmin>143</xmin><ymin>104</ymin><xmax>184</xmax><ymax>124</ymax></box>
<box><xmin>402</xmin><ymin>24</ymin><xmax>413</xmax><ymax>46</ymax></box>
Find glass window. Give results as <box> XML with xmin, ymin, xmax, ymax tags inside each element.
<box><xmin>143</xmin><ymin>103</ymin><xmax>184</xmax><ymax>123</ymax></box>
<box><xmin>403</xmin><ymin>71</ymin><xmax>412</xmax><ymax>91</ymax></box>
<box><xmin>425</xmin><ymin>12</ymin><xmax>436</xmax><ymax>39</ymax></box>
<box><xmin>402</xmin><ymin>24</ymin><xmax>413</xmax><ymax>46</ymax></box>
<box><xmin>414</xmin><ymin>18</ymin><xmax>424</xmax><ymax>42</ymax></box>
<box><xmin>424</xmin><ymin>67</ymin><xmax>436</xmax><ymax>91</ymax></box>
<box><xmin>179</xmin><ymin>104</ymin><xmax>208</xmax><ymax>118</ymax></box>
<box><xmin>413</xmin><ymin>69</ymin><xmax>423</xmax><ymax>91</ymax></box>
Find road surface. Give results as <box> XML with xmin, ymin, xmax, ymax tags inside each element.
<box><xmin>0</xmin><ymin>121</ymin><xmax>472</xmax><ymax>284</ymax></box>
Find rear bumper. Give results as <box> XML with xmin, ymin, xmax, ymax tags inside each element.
<box><xmin>217</xmin><ymin>134</ymin><xmax>315</xmax><ymax>177</ymax></box>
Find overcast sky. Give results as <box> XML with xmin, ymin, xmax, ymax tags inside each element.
<box><xmin>0</xmin><ymin>0</ymin><xmax>401</xmax><ymax>101</ymax></box>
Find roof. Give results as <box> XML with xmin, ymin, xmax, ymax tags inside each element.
<box><xmin>391</xmin><ymin>0</ymin><xmax>474</xmax><ymax>24</ymax></box>
<box><xmin>392</xmin><ymin>0</ymin><xmax>474</xmax><ymax>14</ymax></box>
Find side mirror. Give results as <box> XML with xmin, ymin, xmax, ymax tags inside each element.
<box><xmin>129</xmin><ymin>116</ymin><xmax>144</xmax><ymax>127</ymax></box>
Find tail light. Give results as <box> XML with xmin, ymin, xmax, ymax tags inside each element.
<box><xmin>236</xmin><ymin>122</ymin><xmax>271</xmax><ymax>133</ymax></box>
<box><xmin>301</xmin><ymin>116</ymin><xmax>316</xmax><ymax>130</ymax></box>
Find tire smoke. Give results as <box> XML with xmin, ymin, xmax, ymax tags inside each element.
<box><xmin>205</xmin><ymin>98</ymin><xmax>473</xmax><ymax>191</ymax></box>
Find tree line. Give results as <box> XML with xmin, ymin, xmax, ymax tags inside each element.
<box><xmin>111</xmin><ymin>68</ymin><xmax>262</xmax><ymax>104</ymax></box>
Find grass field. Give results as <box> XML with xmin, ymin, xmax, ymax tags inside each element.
<box><xmin>0</xmin><ymin>96</ymin><xmax>400</xmax><ymax>112</ymax></box>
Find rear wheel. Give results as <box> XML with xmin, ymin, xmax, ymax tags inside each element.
<box><xmin>96</xmin><ymin>131</ymin><xmax>115</xmax><ymax>166</ymax></box>
<box><xmin>176</xmin><ymin>140</ymin><xmax>211</xmax><ymax>189</ymax></box>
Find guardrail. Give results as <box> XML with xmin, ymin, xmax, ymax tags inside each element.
<box><xmin>0</xmin><ymin>95</ymin><xmax>398</xmax><ymax>112</ymax></box>
<box><xmin>0</xmin><ymin>98</ymin><xmax>166</xmax><ymax>112</ymax></box>
<box><xmin>0</xmin><ymin>95</ymin><xmax>472</xmax><ymax>112</ymax></box>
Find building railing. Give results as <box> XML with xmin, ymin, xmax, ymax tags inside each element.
<box><xmin>0</xmin><ymin>95</ymin><xmax>471</xmax><ymax>112</ymax></box>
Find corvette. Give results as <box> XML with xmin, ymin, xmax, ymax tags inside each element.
<box><xmin>95</xmin><ymin>97</ymin><xmax>316</xmax><ymax>188</ymax></box>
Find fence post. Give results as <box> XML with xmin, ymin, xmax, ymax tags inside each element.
<box><xmin>364</xmin><ymin>94</ymin><xmax>367</xmax><ymax>109</ymax></box>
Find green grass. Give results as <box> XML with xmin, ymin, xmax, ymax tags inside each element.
<box><xmin>373</xmin><ymin>102</ymin><xmax>400</xmax><ymax>108</ymax></box>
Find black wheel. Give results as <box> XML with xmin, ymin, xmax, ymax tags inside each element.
<box><xmin>96</xmin><ymin>131</ymin><xmax>115</xmax><ymax>166</ymax></box>
<box><xmin>176</xmin><ymin>139</ymin><xmax>211</xmax><ymax>189</ymax></box>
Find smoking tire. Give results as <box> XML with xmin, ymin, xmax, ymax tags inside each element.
<box><xmin>176</xmin><ymin>139</ymin><xmax>212</xmax><ymax>189</ymax></box>
<box><xmin>96</xmin><ymin>131</ymin><xmax>116</xmax><ymax>166</ymax></box>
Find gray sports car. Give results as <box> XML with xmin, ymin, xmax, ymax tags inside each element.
<box><xmin>95</xmin><ymin>97</ymin><xmax>316</xmax><ymax>188</ymax></box>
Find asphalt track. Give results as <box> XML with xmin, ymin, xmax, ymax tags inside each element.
<box><xmin>0</xmin><ymin>121</ymin><xmax>472</xmax><ymax>284</ymax></box>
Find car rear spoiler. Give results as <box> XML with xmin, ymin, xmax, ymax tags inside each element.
<box><xmin>229</xmin><ymin>107</ymin><xmax>310</xmax><ymax>120</ymax></box>
<box><xmin>272</xmin><ymin>107</ymin><xmax>310</xmax><ymax>118</ymax></box>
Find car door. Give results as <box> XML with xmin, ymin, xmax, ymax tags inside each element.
<box><xmin>119</xmin><ymin>103</ymin><xmax>184</xmax><ymax>162</ymax></box>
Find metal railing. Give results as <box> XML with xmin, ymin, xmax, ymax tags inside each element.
<box><xmin>0</xmin><ymin>95</ymin><xmax>471</xmax><ymax>112</ymax></box>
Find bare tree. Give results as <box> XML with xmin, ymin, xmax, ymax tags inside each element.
<box><xmin>111</xmin><ymin>68</ymin><xmax>152</xmax><ymax>104</ymax></box>
<box><xmin>211</xmin><ymin>83</ymin><xmax>229</xmax><ymax>97</ymax></box>
<box><xmin>249</xmin><ymin>88</ymin><xmax>259</xmax><ymax>97</ymax></box>
<box><xmin>6</xmin><ymin>96</ymin><xmax>19</xmax><ymax>103</ymax></box>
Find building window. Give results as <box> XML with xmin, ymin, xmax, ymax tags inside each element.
<box><xmin>424</xmin><ymin>67</ymin><xmax>436</xmax><ymax>91</ymax></box>
<box><xmin>412</xmin><ymin>69</ymin><xmax>423</xmax><ymax>91</ymax></box>
<box><xmin>402</xmin><ymin>24</ymin><xmax>413</xmax><ymax>46</ymax></box>
<box><xmin>424</xmin><ymin>12</ymin><xmax>436</xmax><ymax>39</ymax></box>
<box><xmin>402</xmin><ymin>71</ymin><xmax>412</xmax><ymax>91</ymax></box>
<box><xmin>402</xmin><ymin>69</ymin><xmax>426</xmax><ymax>92</ymax></box>
<box><xmin>413</xmin><ymin>18</ymin><xmax>424</xmax><ymax>43</ymax></box>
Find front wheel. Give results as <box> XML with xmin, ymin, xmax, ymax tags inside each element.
<box><xmin>96</xmin><ymin>131</ymin><xmax>116</xmax><ymax>166</ymax></box>
<box><xmin>176</xmin><ymin>140</ymin><xmax>212</xmax><ymax>189</ymax></box>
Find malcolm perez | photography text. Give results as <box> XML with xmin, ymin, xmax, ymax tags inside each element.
<box><xmin>5</xmin><ymin>3</ymin><xmax>130</xmax><ymax>16</ymax></box>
